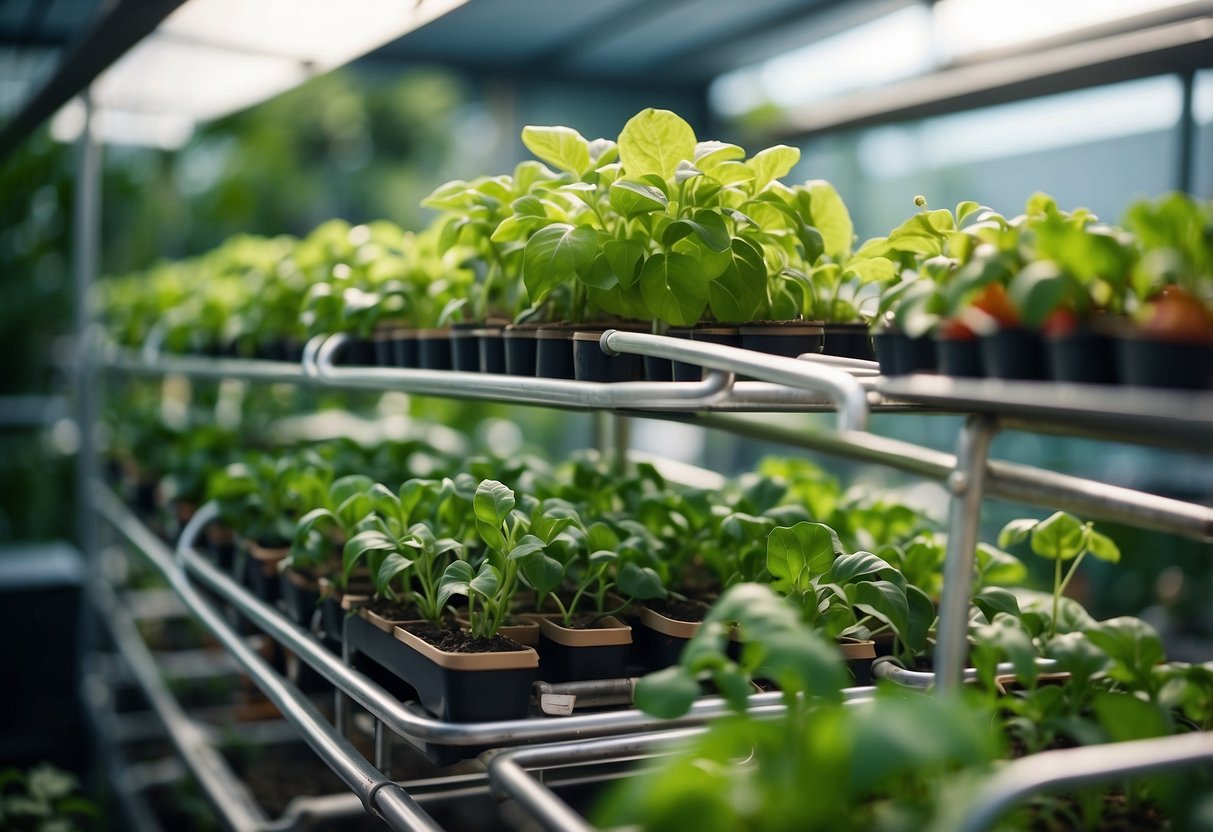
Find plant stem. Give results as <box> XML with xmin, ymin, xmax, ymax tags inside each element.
<box><xmin>1051</xmin><ymin>557</ymin><xmax>1062</xmax><ymax>639</ymax></box>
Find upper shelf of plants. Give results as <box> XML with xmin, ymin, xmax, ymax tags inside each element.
<box><xmin>97</xmin><ymin>108</ymin><xmax>1213</xmax><ymax>414</ymax></box>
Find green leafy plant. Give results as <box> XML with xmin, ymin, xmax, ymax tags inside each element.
<box><xmin>0</xmin><ymin>763</ymin><xmax>98</xmax><ymax>832</ymax></box>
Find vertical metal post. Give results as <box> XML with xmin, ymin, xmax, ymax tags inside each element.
<box><xmin>374</xmin><ymin>718</ymin><xmax>391</xmax><ymax>779</ymax></box>
<box><xmin>611</xmin><ymin>414</ymin><xmax>631</xmax><ymax>475</ymax></box>
<box><xmin>934</xmin><ymin>415</ymin><xmax>998</xmax><ymax>694</ymax></box>
<box><xmin>1177</xmin><ymin>70</ymin><xmax>1196</xmax><ymax>194</ymax></box>
<box><xmin>73</xmin><ymin>91</ymin><xmax>101</xmax><ymax>560</ymax></box>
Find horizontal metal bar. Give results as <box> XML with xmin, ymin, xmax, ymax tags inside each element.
<box><xmin>485</xmin><ymin>730</ymin><xmax>705</xmax><ymax>832</ymax></box>
<box><xmin>0</xmin><ymin>394</ymin><xmax>68</xmax><ymax>428</ymax></box>
<box><xmin>957</xmin><ymin>731</ymin><xmax>1213</xmax><ymax>832</ymax></box>
<box><xmin>90</xmin><ymin>579</ymin><xmax>266</xmax><ymax>832</ymax></box>
<box><xmin>104</xmin><ymin>343</ymin><xmax>306</xmax><ymax>384</ymax></box>
<box><xmin>309</xmin><ymin>333</ymin><xmax>738</xmax><ymax>411</ymax></box>
<box><xmin>872</xmin><ymin>658</ymin><xmax>1059</xmax><ymax>688</ymax></box>
<box><xmin>96</xmin><ymin>487</ymin><xmax>444</xmax><ymax>832</ymax></box>
<box><xmin>601</xmin><ymin>330</ymin><xmax>869</xmax><ymax>431</ymax></box>
<box><xmin>773</xmin><ymin>14</ymin><xmax>1213</xmax><ymax>137</ymax></box>
<box><xmin>692</xmin><ymin>415</ymin><xmax>1213</xmax><ymax>542</ymax></box>
<box><xmin>879</xmin><ymin>376</ymin><xmax>1213</xmax><ymax>452</ymax></box>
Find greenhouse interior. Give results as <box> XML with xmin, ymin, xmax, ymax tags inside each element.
<box><xmin>1</xmin><ymin>0</ymin><xmax>1212</xmax><ymax>829</ymax></box>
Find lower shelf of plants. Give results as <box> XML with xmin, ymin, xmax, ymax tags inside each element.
<box><xmin>93</xmin><ymin>465</ymin><xmax>1213</xmax><ymax>832</ymax></box>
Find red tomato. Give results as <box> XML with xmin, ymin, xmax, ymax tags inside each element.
<box><xmin>1143</xmin><ymin>286</ymin><xmax>1213</xmax><ymax>343</ymax></box>
<box><xmin>971</xmin><ymin>283</ymin><xmax>1020</xmax><ymax>328</ymax></box>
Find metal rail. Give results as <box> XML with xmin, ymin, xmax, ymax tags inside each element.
<box><xmin>89</xmin><ymin>579</ymin><xmax>266</xmax><ymax>832</ymax></box>
<box><xmin>601</xmin><ymin>329</ymin><xmax>869</xmax><ymax>431</ymax></box>
<box><xmin>956</xmin><ymin>731</ymin><xmax>1213</xmax><ymax>832</ymax></box>
<box><xmin>870</xmin><ymin>657</ymin><xmax>1060</xmax><ymax>688</ymax></box>
<box><xmin>690</xmin><ymin>415</ymin><xmax>1213</xmax><ymax>543</ymax></box>
<box><xmin>94</xmin><ymin>487</ymin><xmax>444</xmax><ymax>832</ymax></box>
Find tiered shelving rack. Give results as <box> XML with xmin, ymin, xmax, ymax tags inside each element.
<box><xmin>87</xmin><ymin>328</ymin><xmax>1213</xmax><ymax>831</ymax></box>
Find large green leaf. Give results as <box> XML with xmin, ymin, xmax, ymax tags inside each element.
<box><xmin>1084</xmin><ymin>616</ymin><xmax>1165</xmax><ymax>686</ymax></box>
<box><xmin>617</xmin><ymin>562</ymin><xmax>666</xmax><ymax>601</ymax></box>
<box><xmin>752</xmin><ymin>630</ymin><xmax>848</xmax><ymax>700</ymax></box>
<box><xmin>1009</xmin><ymin>260</ymin><xmax>1070</xmax><ymax>328</ymax></box>
<box><xmin>767</xmin><ymin>522</ymin><xmax>842</xmax><ymax>586</ymax></box>
<box><xmin>693</xmin><ymin>140</ymin><xmax>745</xmax><ymax>171</ymax></box>
<box><xmin>603</xmin><ymin>239</ymin><xmax>646</xmax><ymax>290</ymax></box>
<box><xmin>805</xmin><ymin>180</ymin><xmax>854</xmax><ymax>260</ymax></box>
<box><xmin>1093</xmin><ymin>691</ymin><xmax>1173</xmax><ymax>743</ymax></box>
<box><xmin>520</xmin><ymin>552</ymin><xmax>564</xmax><ymax>598</ymax></box>
<box><xmin>521</xmin><ymin>224</ymin><xmax>599</xmax><ymax>303</ymax></box>
<box><xmin>634</xmin><ymin>666</ymin><xmax>701</xmax><ymax>719</ymax></box>
<box><xmin>521</xmin><ymin>125</ymin><xmax>590</xmax><ymax>175</ymax></box>
<box><xmin>846</xmin><ymin>580</ymin><xmax>910</xmax><ymax>643</ymax></box>
<box><xmin>830</xmin><ymin>551</ymin><xmax>901</xmax><ymax>588</ymax></box>
<box><xmin>618</xmin><ymin>108</ymin><xmax>697</xmax><ymax>180</ymax></box>
<box><xmin>639</xmin><ymin>252</ymin><xmax>709</xmax><ymax>327</ymax></box>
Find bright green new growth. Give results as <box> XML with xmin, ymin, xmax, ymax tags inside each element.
<box><xmin>999</xmin><ymin>511</ymin><xmax>1120</xmax><ymax>638</ymax></box>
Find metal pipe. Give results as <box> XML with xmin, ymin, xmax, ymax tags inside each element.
<box><xmin>90</xmin><ymin>580</ymin><xmax>266</xmax><ymax>832</ymax></box>
<box><xmin>872</xmin><ymin>658</ymin><xmax>1060</xmax><ymax>688</ymax></box>
<box><xmin>957</xmin><ymin>731</ymin><xmax>1213</xmax><ymax>832</ymax></box>
<box><xmin>692</xmin><ymin>415</ymin><xmax>1213</xmax><ymax>542</ymax></box>
<box><xmin>936</xmin><ymin>416</ymin><xmax>999</xmax><ymax>694</ymax></box>
<box><xmin>95</xmin><ymin>488</ymin><xmax>443</xmax><ymax>832</ymax></box>
<box><xmin>601</xmin><ymin>329</ymin><xmax>869</xmax><ymax>431</ymax></box>
<box><xmin>485</xmin><ymin>729</ymin><xmax>705</xmax><ymax>832</ymax></box>
<box><xmin>534</xmin><ymin>679</ymin><xmax>637</xmax><ymax>715</ymax></box>
<box><xmin>309</xmin><ymin>333</ymin><xmax>737</xmax><ymax>411</ymax></box>
<box><xmin>72</xmin><ymin>91</ymin><xmax>101</xmax><ymax>562</ymax></box>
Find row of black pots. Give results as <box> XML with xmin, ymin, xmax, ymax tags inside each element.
<box><xmin>335</xmin><ymin>321</ymin><xmax>876</xmax><ymax>383</ymax></box>
<box><xmin>874</xmin><ymin>328</ymin><xmax>1213</xmax><ymax>390</ymax></box>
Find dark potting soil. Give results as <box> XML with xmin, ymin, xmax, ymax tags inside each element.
<box><xmin>365</xmin><ymin>596</ymin><xmax>425</xmax><ymax>621</ymax></box>
<box><xmin>560</xmin><ymin>612</ymin><xmax>624</xmax><ymax>630</ymax></box>
<box><xmin>645</xmin><ymin>598</ymin><xmax>709</xmax><ymax>622</ymax></box>
<box><xmin>1023</xmin><ymin>792</ymin><xmax>1167</xmax><ymax>832</ymax></box>
<box><xmin>405</xmin><ymin>624</ymin><xmax>528</xmax><ymax>653</ymax></box>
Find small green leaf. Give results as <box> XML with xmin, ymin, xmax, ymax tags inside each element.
<box><xmin>634</xmin><ymin>666</ymin><xmax>701</xmax><ymax>718</ymax></box>
<box><xmin>747</xmin><ymin>145</ymin><xmax>800</xmax><ymax>190</ymax></box>
<box><xmin>1086</xmin><ymin>529</ymin><xmax>1121</xmax><ymax>563</ymax></box>
<box><xmin>1093</xmin><ymin>691</ymin><xmax>1173</xmax><ymax>743</ymax></box>
<box><xmin>521</xmin><ymin>553</ymin><xmax>564</xmax><ymax>598</ymax></box>
<box><xmin>617</xmin><ymin>562</ymin><xmax>666</xmax><ymax>601</ymax></box>
<box><xmin>507</xmin><ymin>534</ymin><xmax>547</xmax><ymax>561</ymax></box>
<box><xmin>618</xmin><ymin>108</ymin><xmax>697</xmax><ymax>180</ymax></box>
<box><xmin>1009</xmin><ymin>260</ymin><xmax>1069</xmax><ymax>328</ymax></box>
<box><xmin>997</xmin><ymin>518</ymin><xmax>1038</xmax><ymax>549</ymax></box>
<box><xmin>661</xmin><ymin>210</ymin><xmax>731</xmax><ymax>253</ymax></box>
<box><xmin>469</xmin><ymin>561</ymin><xmax>500</xmax><ymax>599</ymax></box>
<box><xmin>437</xmin><ymin>559</ymin><xmax>475</xmax><ymax>607</ymax></box>
<box><xmin>806</xmin><ymin>180</ymin><xmax>854</xmax><ymax>260</ymax></box>
<box><xmin>521</xmin><ymin>125</ymin><xmax>591</xmax><ymax>175</ymax></box>
<box><xmin>474</xmin><ymin>480</ymin><xmax>515</xmax><ymax>552</ymax></box>
<box><xmin>694</xmin><ymin>140</ymin><xmax>745</xmax><ymax>170</ymax></box>
<box><xmin>972</xmin><ymin>587</ymin><xmax>1020</xmax><ymax>622</ymax></box>
<box><xmin>847</xmin><ymin>580</ymin><xmax>910</xmax><ymax>643</ymax></box>
<box><xmin>609</xmin><ymin>180</ymin><xmax>668</xmax><ymax>216</ymax></box>
<box><xmin>1031</xmin><ymin>511</ymin><xmax>1086</xmax><ymax>561</ymax></box>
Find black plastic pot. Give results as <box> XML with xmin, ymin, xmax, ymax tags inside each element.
<box><xmin>936</xmin><ymin>336</ymin><xmax>984</xmax><ymax>377</ymax></box>
<box><xmin>822</xmin><ymin>323</ymin><xmax>875</xmax><ymax>361</ymax></box>
<box><xmin>279</xmin><ymin>568</ymin><xmax>320</xmax><ymax>628</ymax></box>
<box><xmin>397</xmin><ymin>334</ymin><xmax>420</xmax><ymax>368</ymax></box>
<box><xmin>1116</xmin><ymin>336</ymin><xmax>1213</xmax><ymax>390</ymax></box>
<box><xmin>416</xmin><ymin>329</ymin><xmax>452</xmax><ymax>370</ymax></box>
<box><xmin>503</xmin><ymin>326</ymin><xmax>539</xmax><ymax>377</ymax></box>
<box><xmin>739</xmin><ymin>322</ymin><xmax>824</xmax><ymax>358</ymax></box>
<box><xmin>873</xmin><ymin>331</ymin><xmax>937</xmax><ymax>376</ymax></box>
<box><xmin>345</xmin><ymin>614</ymin><xmax>536</xmax><ymax>722</ymax></box>
<box><xmin>536</xmin><ymin>617</ymin><xmax>632</xmax><ymax>682</ymax></box>
<box><xmin>335</xmin><ymin>337</ymin><xmax>376</xmax><ymax>367</ymax></box>
<box><xmin>450</xmin><ymin>323</ymin><xmax>481</xmax><ymax>372</ymax></box>
<box><xmin>644</xmin><ymin>354</ymin><xmax>673</xmax><ymax>382</ymax></box>
<box><xmin>633</xmin><ymin>603</ymin><xmax>704</xmax><ymax>673</ymax></box>
<box><xmin>1044</xmin><ymin>329</ymin><xmax>1117</xmax><ymax>384</ymax></box>
<box><xmin>981</xmin><ymin>328</ymin><xmax>1047</xmax><ymax>380</ymax></box>
<box><xmin>573</xmin><ymin>332</ymin><xmax>645</xmax><ymax>382</ymax></box>
<box><xmin>476</xmin><ymin>328</ymin><xmax>506</xmax><ymax>374</ymax></box>
<box><xmin>535</xmin><ymin>327</ymin><xmax>575</xmax><ymax>380</ymax></box>
<box><xmin>242</xmin><ymin>540</ymin><xmax>287</xmax><ymax>606</ymax></box>
<box><xmin>682</xmin><ymin>326</ymin><xmax>742</xmax><ymax>381</ymax></box>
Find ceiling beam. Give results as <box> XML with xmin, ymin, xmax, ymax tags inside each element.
<box><xmin>0</xmin><ymin>0</ymin><xmax>186</xmax><ymax>159</ymax></box>
<box><xmin>769</xmin><ymin>16</ymin><xmax>1213</xmax><ymax>139</ymax></box>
